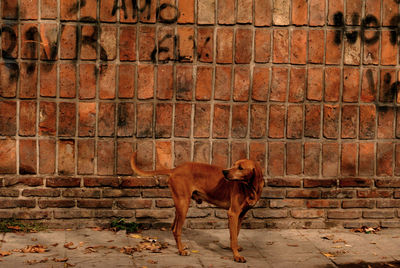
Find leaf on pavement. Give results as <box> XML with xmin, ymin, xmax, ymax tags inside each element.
<box><xmin>64</xmin><ymin>242</ymin><xmax>77</xmax><ymax>250</ymax></box>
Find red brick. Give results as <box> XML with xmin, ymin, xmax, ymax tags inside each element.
<box><xmin>196</xmin><ymin>66</ymin><xmax>212</xmax><ymax>100</ymax></box>
<box><xmin>0</xmin><ymin>139</ymin><xmax>16</xmax><ymax>174</ymax></box>
<box><xmin>157</xmin><ymin>65</ymin><xmax>174</xmax><ymax>99</ymax></box>
<box><xmin>327</xmin><ymin>210</ymin><xmax>361</xmax><ymax>219</ymax></box>
<box><xmin>363</xmin><ymin>31</ymin><xmax>380</xmax><ymax>65</ymax></box>
<box><xmin>157</xmin><ymin>26</ymin><xmax>174</xmax><ymax>62</ymax></box>
<box><xmin>324</xmin><ymin>67</ymin><xmax>340</xmax><ymax>102</ymax></box>
<box><xmin>0</xmin><ymin>189</ymin><xmax>19</xmax><ymax>197</ymax></box>
<box><xmin>377</xmin><ymin>142</ymin><xmax>393</xmax><ymax>176</ymax></box>
<box><xmin>381</xmin><ymin>70</ymin><xmax>397</xmax><ymax>103</ymax></box>
<box><xmin>59</xmin><ymin>64</ymin><xmax>76</xmax><ymax>98</ymax></box>
<box><xmin>99</xmin><ymin>64</ymin><xmax>116</xmax><ymax>100</ymax></box>
<box><xmin>214</xmin><ymin>66</ymin><xmax>231</xmax><ymax>100</ymax></box>
<box><xmin>235</xmin><ymin>29</ymin><xmax>252</xmax><ymax>64</ymax></box>
<box><xmin>344</xmin><ymin>36</ymin><xmax>361</xmax><ymax>65</ymax></box>
<box><xmin>323</xmin><ymin>105</ymin><xmax>339</xmax><ymax>139</ymax></box>
<box><xmin>176</xmin><ymin>66</ymin><xmax>193</xmax><ymax>100</ymax></box>
<box><xmin>47</xmin><ymin>177</ymin><xmax>81</xmax><ymax>187</ymax></box>
<box><xmin>121</xmin><ymin>177</ymin><xmax>157</xmax><ymax>188</ymax></box>
<box><xmin>38</xmin><ymin>140</ymin><xmax>55</xmax><ymax>174</ymax></box>
<box><xmin>359</xmin><ymin>143</ymin><xmax>375</xmax><ymax>176</ymax></box>
<box><xmin>156</xmin><ymin>103</ymin><xmax>173</xmax><ymax>138</ymax></box>
<box><xmin>289</xmin><ymin>67</ymin><xmax>305</xmax><ymax>102</ymax></box>
<box><xmin>273</xmin><ymin>29</ymin><xmax>289</xmax><ymax>63</ymax></box>
<box><xmin>287</xmin><ymin>189</ymin><xmax>320</xmax><ymax>199</ymax></box>
<box><xmin>79</xmin><ymin>64</ymin><xmax>96</xmax><ymax>99</ymax></box>
<box><xmin>309</xmin><ymin>0</ymin><xmax>325</xmax><ymax>26</ymax></box>
<box><xmin>193</xmin><ymin>141</ymin><xmax>210</xmax><ymax>163</ymax></box>
<box><xmin>291</xmin><ymin>29</ymin><xmax>307</xmax><ymax>64</ymax></box>
<box><xmin>136</xmin><ymin>103</ymin><xmax>153</xmax><ymax>138</ymax></box>
<box><xmin>78</xmin><ymin>102</ymin><xmax>96</xmax><ymax>137</ymax></box>
<box><xmin>177</xmin><ymin>26</ymin><xmax>195</xmax><ymax>62</ymax></box>
<box><xmin>39</xmin><ymin>101</ymin><xmax>56</xmax><ymax>136</ymax></box>
<box><xmin>78</xmin><ymin>139</ymin><xmax>95</xmax><ymax>175</ymax></box>
<box><xmin>138</xmin><ymin>26</ymin><xmax>155</xmax><ymax>61</ymax></box>
<box><xmin>20</xmin><ymin>63</ymin><xmax>38</xmax><ymax>99</ymax></box>
<box><xmin>360</xmin><ymin>105</ymin><xmax>376</xmax><ymax>139</ymax></box>
<box><xmin>269</xmin><ymin>105</ymin><xmax>285</xmax><ymax>138</ymax></box>
<box><xmin>39</xmin><ymin>200</ymin><xmax>75</xmax><ymax>209</ymax></box>
<box><xmin>138</xmin><ymin>65</ymin><xmax>154</xmax><ymax>99</ymax></box>
<box><xmin>117</xmin><ymin>103</ymin><xmax>135</xmax><ymax>137</ymax></box>
<box><xmin>378</xmin><ymin>107</ymin><xmax>394</xmax><ymax>139</ymax></box>
<box><xmin>231</xmin><ymin>141</ymin><xmax>247</xmax><ymax>163</ymax></box>
<box><xmin>304</xmin><ymin>179</ymin><xmax>337</xmax><ymax>188</ymax></box>
<box><xmin>18</xmin><ymin>139</ymin><xmax>36</xmax><ymax>174</ymax></box>
<box><xmin>174</xmin><ymin>103</ymin><xmax>192</xmax><ymax>137</ymax></box>
<box><xmin>78</xmin><ymin>200</ymin><xmax>113</xmax><ymax>208</ymax></box>
<box><xmin>343</xmin><ymin>68</ymin><xmax>360</xmax><ymax>102</ymax></box>
<box><xmin>292</xmin><ymin>0</ymin><xmax>307</xmax><ymax>25</ymax></box>
<box><xmin>118</xmin><ymin>65</ymin><xmax>135</xmax><ymax>99</ymax></box>
<box><xmin>304</xmin><ymin>142</ymin><xmax>320</xmax><ymax>176</ymax></box>
<box><xmin>364</xmin><ymin>0</ymin><xmax>380</xmax><ymax>24</ymax></box>
<box><xmin>97</xmin><ymin>139</ymin><xmax>115</xmax><ymax>175</ymax></box>
<box><xmin>116</xmin><ymin>141</ymin><xmax>134</xmax><ymax>175</ymax></box>
<box><xmin>382</xmin><ymin>0</ymin><xmax>397</xmax><ymax>26</ymax></box>
<box><xmin>23</xmin><ymin>189</ymin><xmax>60</xmax><ymax>197</ymax></box>
<box><xmin>342</xmin><ymin>200</ymin><xmax>374</xmax><ymax>209</ymax></box>
<box><xmin>0</xmin><ymin>63</ymin><xmax>17</xmax><ymax>98</ymax></box>
<box><xmin>252</xmin><ymin>67</ymin><xmax>269</xmax><ymax>101</ymax></box>
<box><xmin>58</xmin><ymin>102</ymin><xmax>76</xmax><ymax>137</ymax></box>
<box><xmin>345</xmin><ymin>0</ymin><xmax>362</xmax><ymax>25</ymax></box>
<box><xmin>194</xmin><ymin>104</ymin><xmax>211</xmax><ymax>138</ymax></box>
<box><xmin>364</xmin><ymin>210</ymin><xmax>396</xmax><ymax>219</ymax></box>
<box><xmin>98</xmin><ymin>103</ymin><xmax>115</xmax><ymax>137</ymax></box>
<box><xmin>41</xmin><ymin>0</ymin><xmax>56</xmax><ymax>18</ymax></box>
<box><xmin>307</xmin><ymin>200</ymin><xmax>340</xmax><ymax>208</ymax></box>
<box><xmin>156</xmin><ymin>199</ymin><xmax>175</xmax><ymax>208</ymax></box>
<box><xmin>0</xmin><ymin>200</ymin><xmax>35</xmax><ymax>209</ymax></box>
<box><xmin>292</xmin><ymin>209</ymin><xmax>324</xmax><ymax>219</ymax></box>
<box><xmin>80</xmin><ymin>0</ymin><xmax>97</xmax><ymax>19</ymax></box>
<box><xmin>156</xmin><ymin>141</ymin><xmax>172</xmax><ymax>169</ymax></box>
<box><xmin>270</xmin><ymin>199</ymin><xmax>303</xmax><ymax>209</ymax></box>
<box><xmin>198</xmin><ymin>0</ymin><xmax>215</xmax><ymax>24</ymax></box>
<box><xmin>361</xmin><ymin>68</ymin><xmax>377</xmax><ymax>102</ymax></box>
<box><xmin>323</xmin><ymin>143</ymin><xmax>339</xmax><ymax>177</ymax></box>
<box><xmin>119</xmin><ymin>26</ymin><xmax>137</xmax><ymax>61</ymax></box>
<box><xmin>321</xmin><ymin>189</ymin><xmax>355</xmax><ymax>199</ymax></box>
<box><xmin>2</xmin><ymin>0</ymin><xmax>18</xmax><ymax>18</ymax></box>
<box><xmin>175</xmin><ymin>141</ymin><xmax>191</xmax><ymax>166</ymax></box>
<box><xmin>308</xmin><ymin>30</ymin><xmax>324</xmax><ymax>63</ymax></box>
<box><xmin>80</xmin><ymin>25</ymin><xmax>98</xmax><ymax>60</ymax></box>
<box><xmin>287</xmin><ymin>104</ymin><xmax>303</xmax><ymax>138</ymax></box>
<box><xmin>268</xmin><ymin>142</ymin><xmax>284</xmax><ymax>176</ymax></box>
<box><xmin>213</xmin><ymin>104</ymin><xmax>230</xmax><ymax>138</ymax></box>
<box><xmin>21</xmin><ymin>23</ymin><xmax>38</xmax><ymax>59</ymax></box>
<box><xmin>103</xmin><ymin>189</ymin><xmax>140</xmax><ymax>198</ymax></box>
<box><xmin>381</xmin><ymin>31</ymin><xmax>397</xmax><ymax>65</ymax></box>
<box><xmin>396</xmin><ymin>145</ymin><xmax>400</xmax><ymax>175</ymax></box>
<box><xmin>84</xmin><ymin>177</ymin><xmax>119</xmax><ymax>188</ymax></box>
<box><xmin>198</xmin><ymin>28</ymin><xmax>213</xmax><ymax>62</ymax></box>
<box><xmin>286</xmin><ymin>142</ymin><xmax>302</xmax><ymax>175</ymax></box>
<box><xmin>40</xmin><ymin>64</ymin><xmax>57</xmax><ymax>97</ymax></box>
<box><xmin>217</xmin><ymin>0</ymin><xmax>234</xmax><ymax>24</ymax></box>
<box><xmin>305</xmin><ymin>104</ymin><xmax>321</xmax><ymax>138</ymax></box>
<box><xmin>0</xmin><ymin>101</ymin><xmax>16</xmax><ymax>136</ymax></box>
<box><xmin>60</xmin><ymin>0</ymin><xmax>78</xmax><ymax>20</ymax></box>
<box><xmin>58</xmin><ymin>140</ymin><xmax>75</xmax><ymax>175</ymax></box>
<box><xmin>307</xmin><ymin>67</ymin><xmax>323</xmax><ymax>101</ymax></box>
<box><xmin>233</xmin><ymin>66</ymin><xmax>250</xmax><ymax>101</ymax></box>
<box><xmin>250</xmin><ymin>141</ymin><xmax>266</xmax><ymax>172</ymax></box>
<box><xmin>270</xmin><ymin>67</ymin><xmax>288</xmax><ymax>101</ymax></box>
<box><xmin>40</xmin><ymin>24</ymin><xmax>57</xmax><ymax>56</ymax></box>
<box><xmin>273</xmin><ymin>0</ymin><xmax>290</xmax><ymax>25</ymax></box>
<box><xmin>358</xmin><ymin>190</ymin><xmax>392</xmax><ymax>198</ymax></box>
<box><xmin>341</xmin><ymin>105</ymin><xmax>358</xmax><ymax>138</ymax></box>
<box><xmin>255</xmin><ymin>0</ymin><xmax>272</xmax><ymax>26</ymax></box>
<box><xmin>232</xmin><ymin>104</ymin><xmax>248</xmax><ymax>138</ymax></box>
<box><xmin>19</xmin><ymin>101</ymin><xmax>36</xmax><ymax>137</ymax></box>
<box><xmin>268</xmin><ymin>178</ymin><xmax>301</xmax><ymax>187</ymax></box>
<box><xmin>117</xmin><ymin>199</ymin><xmax>152</xmax><ymax>209</ymax></box>
<box><xmin>250</xmin><ymin>104</ymin><xmax>267</xmax><ymax>138</ymax></box>
<box><xmin>326</xmin><ymin>30</ymin><xmax>342</xmax><ymax>65</ymax></box>
<box><xmin>237</xmin><ymin>0</ymin><xmax>252</xmax><ymax>23</ymax></box>
<box><xmin>178</xmin><ymin>0</ymin><xmax>194</xmax><ymax>23</ymax></box>
<box><xmin>328</xmin><ymin>0</ymin><xmax>343</xmax><ymax>25</ymax></box>
<box><xmin>254</xmin><ymin>29</ymin><xmax>271</xmax><ymax>63</ymax></box>
<box><xmin>341</xmin><ymin>143</ymin><xmax>357</xmax><ymax>176</ymax></box>
<box><xmin>100</xmin><ymin>26</ymin><xmax>117</xmax><ymax>61</ymax></box>
<box><xmin>376</xmin><ymin>179</ymin><xmax>400</xmax><ymax>188</ymax></box>
<box><xmin>216</xmin><ymin>28</ymin><xmax>233</xmax><ymax>63</ymax></box>
<box><xmin>60</xmin><ymin>24</ymin><xmax>77</xmax><ymax>59</ymax></box>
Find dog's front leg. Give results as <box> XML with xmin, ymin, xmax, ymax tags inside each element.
<box><xmin>228</xmin><ymin>209</ymin><xmax>246</xmax><ymax>263</ymax></box>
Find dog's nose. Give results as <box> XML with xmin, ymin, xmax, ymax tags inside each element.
<box><xmin>222</xmin><ymin>170</ymin><xmax>229</xmax><ymax>176</ymax></box>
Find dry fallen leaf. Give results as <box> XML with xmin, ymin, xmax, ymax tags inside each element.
<box><xmin>65</xmin><ymin>262</ymin><xmax>76</xmax><ymax>267</ymax></box>
<box><xmin>0</xmin><ymin>251</ymin><xmax>12</xmax><ymax>257</ymax></box>
<box><xmin>323</xmin><ymin>253</ymin><xmax>335</xmax><ymax>258</ymax></box>
<box><xmin>64</xmin><ymin>242</ymin><xmax>77</xmax><ymax>250</ymax></box>
<box><xmin>26</xmin><ymin>257</ymin><xmax>48</xmax><ymax>265</ymax></box>
<box><xmin>130</xmin><ymin>234</ymin><xmax>142</xmax><ymax>239</ymax></box>
<box><xmin>51</xmin><ymin>243</ymin><xmax>59</xmax><ymax>247</ymax></box>
<box><xmin>53</xmin><ymin>257</ymin><xmax>68</xmax><ymax>262</ymax></box>
<box><xmin>333</xmin><ymin>239</ymin><xmax>346</xmax><ymax>244</ymax></box>
<box><xmin>321</xmin><ymin>235</ymin><xmax>334</xmax><ymax>240</ymax></box>
<box><xmin>17</xmin><ymin>245</ymin><xmax>48</xmax><ymax>253</ymax></box>
<box><xmin>147</xmin><ymin>260</ymin><xmax>158</xmax><ymax>264</ymax></box>
<box><xmin>91</xmin><ymin>227</ymin><xmax>103</xmax><ymax>231</ymax></box>
<box><xmin>191</xmin><ymin>250</ymin><xmax>199</xmax><ymax>253</ymax></box>
<box><xmin>107</xmin><ymin>240</ymin><xmax>114</xmax><ymax>243</ymax></box>
<box><xmin>287</xmin><ymin>244</ymin><xmax>299</xmax><ymax>247</ymax></box>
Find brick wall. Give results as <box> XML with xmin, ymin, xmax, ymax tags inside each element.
<box><xmin>0</xmin><ymin>0</ymin><xmax>400</xmax><ymax>229</ymax></box>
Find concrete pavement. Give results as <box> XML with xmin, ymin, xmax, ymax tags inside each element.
<box><xmin>0</xmin><ymin>227</ymin><xmax>399</xmax><ymax>267</ymax></box>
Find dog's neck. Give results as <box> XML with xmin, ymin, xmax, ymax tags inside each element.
<box><xmin>244</xmin><ymin>172</ymin><xmax>264</xmax><ymax>206</ymax></box>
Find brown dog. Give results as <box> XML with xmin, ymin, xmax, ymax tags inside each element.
<box><xmin>130</xmin><ymin>153</ymin><xmax>264</xmax><ymax>262</ymax></box>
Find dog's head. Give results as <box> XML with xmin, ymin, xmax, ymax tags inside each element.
<box><xmin>222</xmin><ymin>159</ymin><xmax>263</xmax><ymax>184</ymax></box>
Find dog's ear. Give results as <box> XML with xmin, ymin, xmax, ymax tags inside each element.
<box><xmin>252</xmin><ymin>162</ymin><xmax>263</xmax><ymax>181</ymax></box>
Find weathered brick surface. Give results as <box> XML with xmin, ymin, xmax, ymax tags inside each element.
<box><xmin>1</xmin><ymin>0</ymin><xmax>400</xmax><ymax>228</ymax></box>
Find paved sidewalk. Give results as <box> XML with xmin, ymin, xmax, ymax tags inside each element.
<box><xmin>0</xmin><ymin>227</ymin><xmax>400</xmax><ymax>267</ymax></box>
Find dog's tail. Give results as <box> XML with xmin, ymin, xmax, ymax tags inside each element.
<box><xmin>130</xmin><ymin>152</ymin><xmax>172</xmax><ymax>176</ymax></box>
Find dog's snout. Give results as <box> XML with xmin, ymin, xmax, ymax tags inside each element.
<box><xmin>222</xmin><ymin>170</ymin><xmax>229</xmax><ymax>176</ymax></box>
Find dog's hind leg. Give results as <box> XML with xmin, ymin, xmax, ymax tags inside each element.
<box><xmin>171</xmin><ymin>194</ymin><xmax>191</xmax><ymax>256</ymax></box>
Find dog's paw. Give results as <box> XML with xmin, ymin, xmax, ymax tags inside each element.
<box><xmin>179</xmin><ymin>250</ymin><xmax>190</xmax><ymax>256</ymax></box>
<box><xmin>234</xmin><ymin>255</ymin><xmax>246</xmax><ymax>263</ymax></box>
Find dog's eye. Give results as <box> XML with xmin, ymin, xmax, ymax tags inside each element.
<box><xmin>238</xmin><ymin>166</ymin><xmax>243</xmax><ymax>170</ymax></box>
